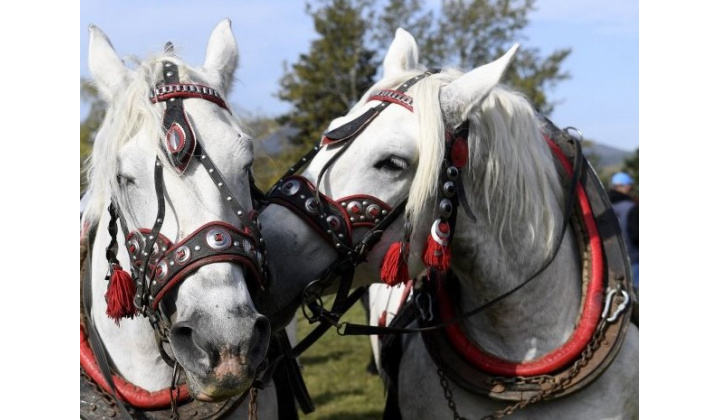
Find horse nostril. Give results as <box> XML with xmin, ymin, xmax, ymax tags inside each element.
<box><xmin>170</xmin><ymin>321</ymin><xmax>217</xmax><ymax>370</ymax></box>
<box><xmin>248</xmin><ymin>316</ymin><xmax>271</xmax><ymax>364</ymax></box>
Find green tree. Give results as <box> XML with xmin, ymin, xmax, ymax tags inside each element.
<box><xmin>373</xmin><ymin>0</ymin><xmax>440</xmax><ymax>67</ymax></box>
<box><xmin>80</xmin><ymin>77</ymin><xmax>107</xmax><ymax>194</ymax></box>
<box><xmin>277</xmin><ymin>0</ymin><xmax>379</xmax><ymax>149</ymax></box>
<box><xmin>374</xmin><ymin>0</ymin><xmax>571</xmax><ymax>115</ymax></box>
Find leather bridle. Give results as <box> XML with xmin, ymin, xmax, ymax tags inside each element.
<box><xmin>106</xmin><ymin>59</ymin><xmax>267</xmax><ymax>347</ymax></box>
<box><xmin>264</xmin><ymin>73</ymin><xmax>435</xmax><ymax>320</ymax></box>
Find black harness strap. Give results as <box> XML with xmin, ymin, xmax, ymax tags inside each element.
<box><xmin>82</xmin><ymin>222</ymin><xmax>138</xmax><ymax>420</ymax></box>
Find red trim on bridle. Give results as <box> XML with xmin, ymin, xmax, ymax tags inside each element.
<box><xmin>367</xmin><ymin>89</ymin><xmax>414</xmax><ymax>112</ymax></box>
<box><xmin>130</xmin><ymin>221</ymin><xmax>264</xmax><ymax>309</ymax></box>
<box><xmin>436</xmin><ymin>135</ymin><xmax>605</xmax><ymax>376</ymax></box>
<box><xmin>150</xmin><ymin>83</ymin><xmax>229</xmax><ymax>111</ymax></box>
<box><xmin>268</xmin><ymin>175</ymin><xmax>393</xmax><ymax>250</ymax></box>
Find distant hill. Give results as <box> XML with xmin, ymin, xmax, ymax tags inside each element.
<box><xmin>582</xmin><ymin>142</ymin><xmax>634</xmax><ymax>169</ymax></box>
<box><xmin>256</xmin><ymin>124</ymin><xmax>299</xmax><ymax>155</ymax></box>
<box><xmin>256</xmin><ymin>124</ymin><xmax>634</xmax><ymax>171</ymax></box>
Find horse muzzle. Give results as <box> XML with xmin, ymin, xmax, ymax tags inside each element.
<box><xmin>169</xmin><ymin>314</ymin><xmax>271</xmax><ymax>401</ymax></box>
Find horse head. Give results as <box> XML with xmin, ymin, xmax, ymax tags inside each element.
<box><xmin>258</xmin><ymin>28</ymin><xmax>565</xmax><ymax>319</ymax></box>
<box><xmin>82</xmin><ymin>20</ymin><xmax>270</xmax><ymax>403</ymax></box>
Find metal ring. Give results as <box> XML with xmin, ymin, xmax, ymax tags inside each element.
<box><xmin>430</xmin><ymin>219</ymin><xmax>450</xmax><ymax>246</ymax></box>
<box><xmin>563</xmin><ymin>126</ymin><xmax>584</xmax><ymax>142</ymax></box>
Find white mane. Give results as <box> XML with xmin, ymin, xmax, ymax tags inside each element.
<box><xmin>353</xmin><ymin>69</ymin><xmax>564</xmax><ymax>254</ymax></box>
<box><xmin>81</xmin><ymin>53</ymin><xmax>219</xmax><ymax>230</ymax></box>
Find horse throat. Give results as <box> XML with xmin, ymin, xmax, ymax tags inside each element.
<box><xmin>450</xmin><ymin>226</ymin><xmax>583</xmax><ymax>362</ymax></box>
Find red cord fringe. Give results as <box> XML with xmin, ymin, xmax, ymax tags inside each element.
<box><xmin>422</xmin><ymin>233</ymin><xmax>452</xmax><ymax>271</ymax></box>
<box><xmin>380</xmin><ymin>242</ymin><xmax>409</xmax><ymax>286</ymax></box>
<box><xmin>105</xmin><ymin>265</ymin><xmax>138</xmax><ymax>325</ymax></box>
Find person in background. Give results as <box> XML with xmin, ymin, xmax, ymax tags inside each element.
<box><xmin>608</xmin><ymin>172</ymin><xmax>639</xmax><ymax>294</ymax></box>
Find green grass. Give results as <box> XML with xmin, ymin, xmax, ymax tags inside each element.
<box><xmin>294</xmin><ymin>295</ymin><xmax>387</xmax><ymax>420</ymax></box>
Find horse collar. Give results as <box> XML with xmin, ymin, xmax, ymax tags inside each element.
<box><xmin>415</xmin><ymin>123</ymin><xmax>635</xmax><ymax>403</ymax></box>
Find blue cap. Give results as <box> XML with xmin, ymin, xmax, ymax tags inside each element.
<box><xmin>611</xmin><ymin>172</ymin><xmax>634</xmax><ymax>186</ymax></box>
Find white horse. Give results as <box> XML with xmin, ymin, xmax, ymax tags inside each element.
<box><xmin>80</xmin><ymin>20</ymin><xmax>279</xmax><ymax>419</ymax></box>
<box><xmin>258</xmin><ymin>28</ymin><xmax>638</xmax><ymax>419</ymax></box>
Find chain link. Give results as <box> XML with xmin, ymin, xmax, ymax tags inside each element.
<box><xmin>437</xmin><ymin>366</ymin><xmax>468</xmax><ymax>420</ymax></box>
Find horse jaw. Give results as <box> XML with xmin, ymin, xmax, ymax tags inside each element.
<box><xmin>87</xmin><ymin>24</ymin><xmax>129</xmax><ymax>102</ymax></box>
<box><xmin>202</xmin><ymin>18</ymin><xmax>239</xmax><ymax>96</ymax></box>
<box><xmin>439</xmin><ymin>43</ymin><xmax>519</xmax><ymax>128</ymax></box>
<box><xmin>382</xmin><ymin>28</ymin><xmax>420</xmax><ymax>78</ymax></box>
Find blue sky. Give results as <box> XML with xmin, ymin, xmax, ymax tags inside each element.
<box><xmin>79</xmin><ymin>0</ymin><xmax>639</xmax><ymax>152</ymax></box>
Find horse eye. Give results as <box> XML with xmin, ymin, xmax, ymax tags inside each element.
<box><xmin>117</xmin><ymin>174</ymin><xmax>136</xmax><ymax>187</ymax></box>
<box><xmin>374</xmin><ymin>156</ymin><xmax>408</xmax><ymax>172</ymax></box>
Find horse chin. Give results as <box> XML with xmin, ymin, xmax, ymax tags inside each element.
<box><xmin>185</xmin><ymin>365</ymin><xmax>256</xmax><ymax>402</ymax></box>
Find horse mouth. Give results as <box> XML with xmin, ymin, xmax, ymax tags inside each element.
<box><xmin>185</xmin><ymin>351</ymin><xmax>256</xmax><ymax>402</ymax></box>
<box><xmin>187</xmin><ymin>371</ymin><xmax>255</xmax><ymax>402</ymax></box>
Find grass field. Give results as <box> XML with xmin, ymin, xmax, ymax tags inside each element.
<box><xmin>294</xmin><ymin>296</ymin><xmax>387</xmax><ymax>420</ymax></box>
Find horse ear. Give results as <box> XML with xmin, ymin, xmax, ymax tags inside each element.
<box><xmin>382</xmin><ymin>28</ymin><xmax>419</xmax><ymax>79</ymax></box>
<box><xmin>203</xmin><ymin>19</ymin><xmax>239</xmax><ymax>94</ymax></box>
<box><xmin>440</xmin><ymin>43</ymin><xmax>520</xmax><ymax>126</ymax></box>
<box><xmin>88</xmin><ymin>24</ymin><xmax>129</xmax><ymax>102</ymax></box>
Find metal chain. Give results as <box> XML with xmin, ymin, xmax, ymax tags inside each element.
<box><xmin>437</xmin><ymin>366</ymin><xmax>468</xmax><ymax>420</ymax></box>
<box><xmin>483</xmin><ymin>319</ymin><xmax>611</xmax><ymax>419</ymax></box>
<box><xmin>437</xmin><ymin>319</ymin><xmax>610</xmax><ymax>420</ymax></box>
<box><xmin>81</xmin><ymin>368</ymin><xmax>122</xmax><ymax>416</ymax></box>
<box><xmin>248</xmin><ymin>388</ymin><xmax>258</xmax><ymax>420</ymax></box>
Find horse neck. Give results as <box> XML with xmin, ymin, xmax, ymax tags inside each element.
<box><xmin>86</xmin><ymin>209</ymin><xmax>174</xmax><ymax>391</ymax></box>
<box><xmin>450</xmin><ymin>212</ymin><xmax>583</xmax><ymax>362</ymax></box>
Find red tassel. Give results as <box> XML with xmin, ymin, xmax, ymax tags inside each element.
<box><xmin>380</xmin><ymin>242</ymin><xmax>409</xmax><ymax>287</ymax></box>
<box><xmin>105</xmin><ymin>264</ymin><xmax>138</xmax><ymax>325</ymax></box>
<box><xmin>423</xmin><ymin>222</ymin><xmax>452</xmax><ymax>271</ymax></box>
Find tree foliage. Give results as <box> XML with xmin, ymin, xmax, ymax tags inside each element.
<box><xmin>277</xmin><ymin>0</ymin><xmax>379</xmax><ymax>149</ymax></box>
<box><xmin>372</xmin><ymin>0</ymin><xmax>571</xmax><ymax>115</ymax></box>
<box><xmin>80</xmin><ymin>77</ymin><xmax>106</xmax><ymax>195</ymax></box>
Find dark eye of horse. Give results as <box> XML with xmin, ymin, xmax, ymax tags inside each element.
<box><xmin>117</xmin><ymin>174</ymin><xmax>136</xmax><ymax>187</ymax></box>
<box><xmin>374</xmin><ymin>156</ymin><xmax>408</xmax><ymax>172</ymax></box>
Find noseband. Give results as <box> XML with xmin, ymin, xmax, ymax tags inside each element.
<box><xmin>106</xmin><ymin>60</ymin><xmax>267</xmax><ymax>340</ymax></box>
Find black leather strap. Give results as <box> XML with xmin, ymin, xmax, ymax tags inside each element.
<box><xmin>82</xmin><ymin>224</ymin><xmax>136</xmax><ymax>420</ymax></box>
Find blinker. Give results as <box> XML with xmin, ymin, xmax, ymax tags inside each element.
<box><xmin>321</xmin><ymin>108</ymin><xmax>379</xmax><ymax>146</ymax></box>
